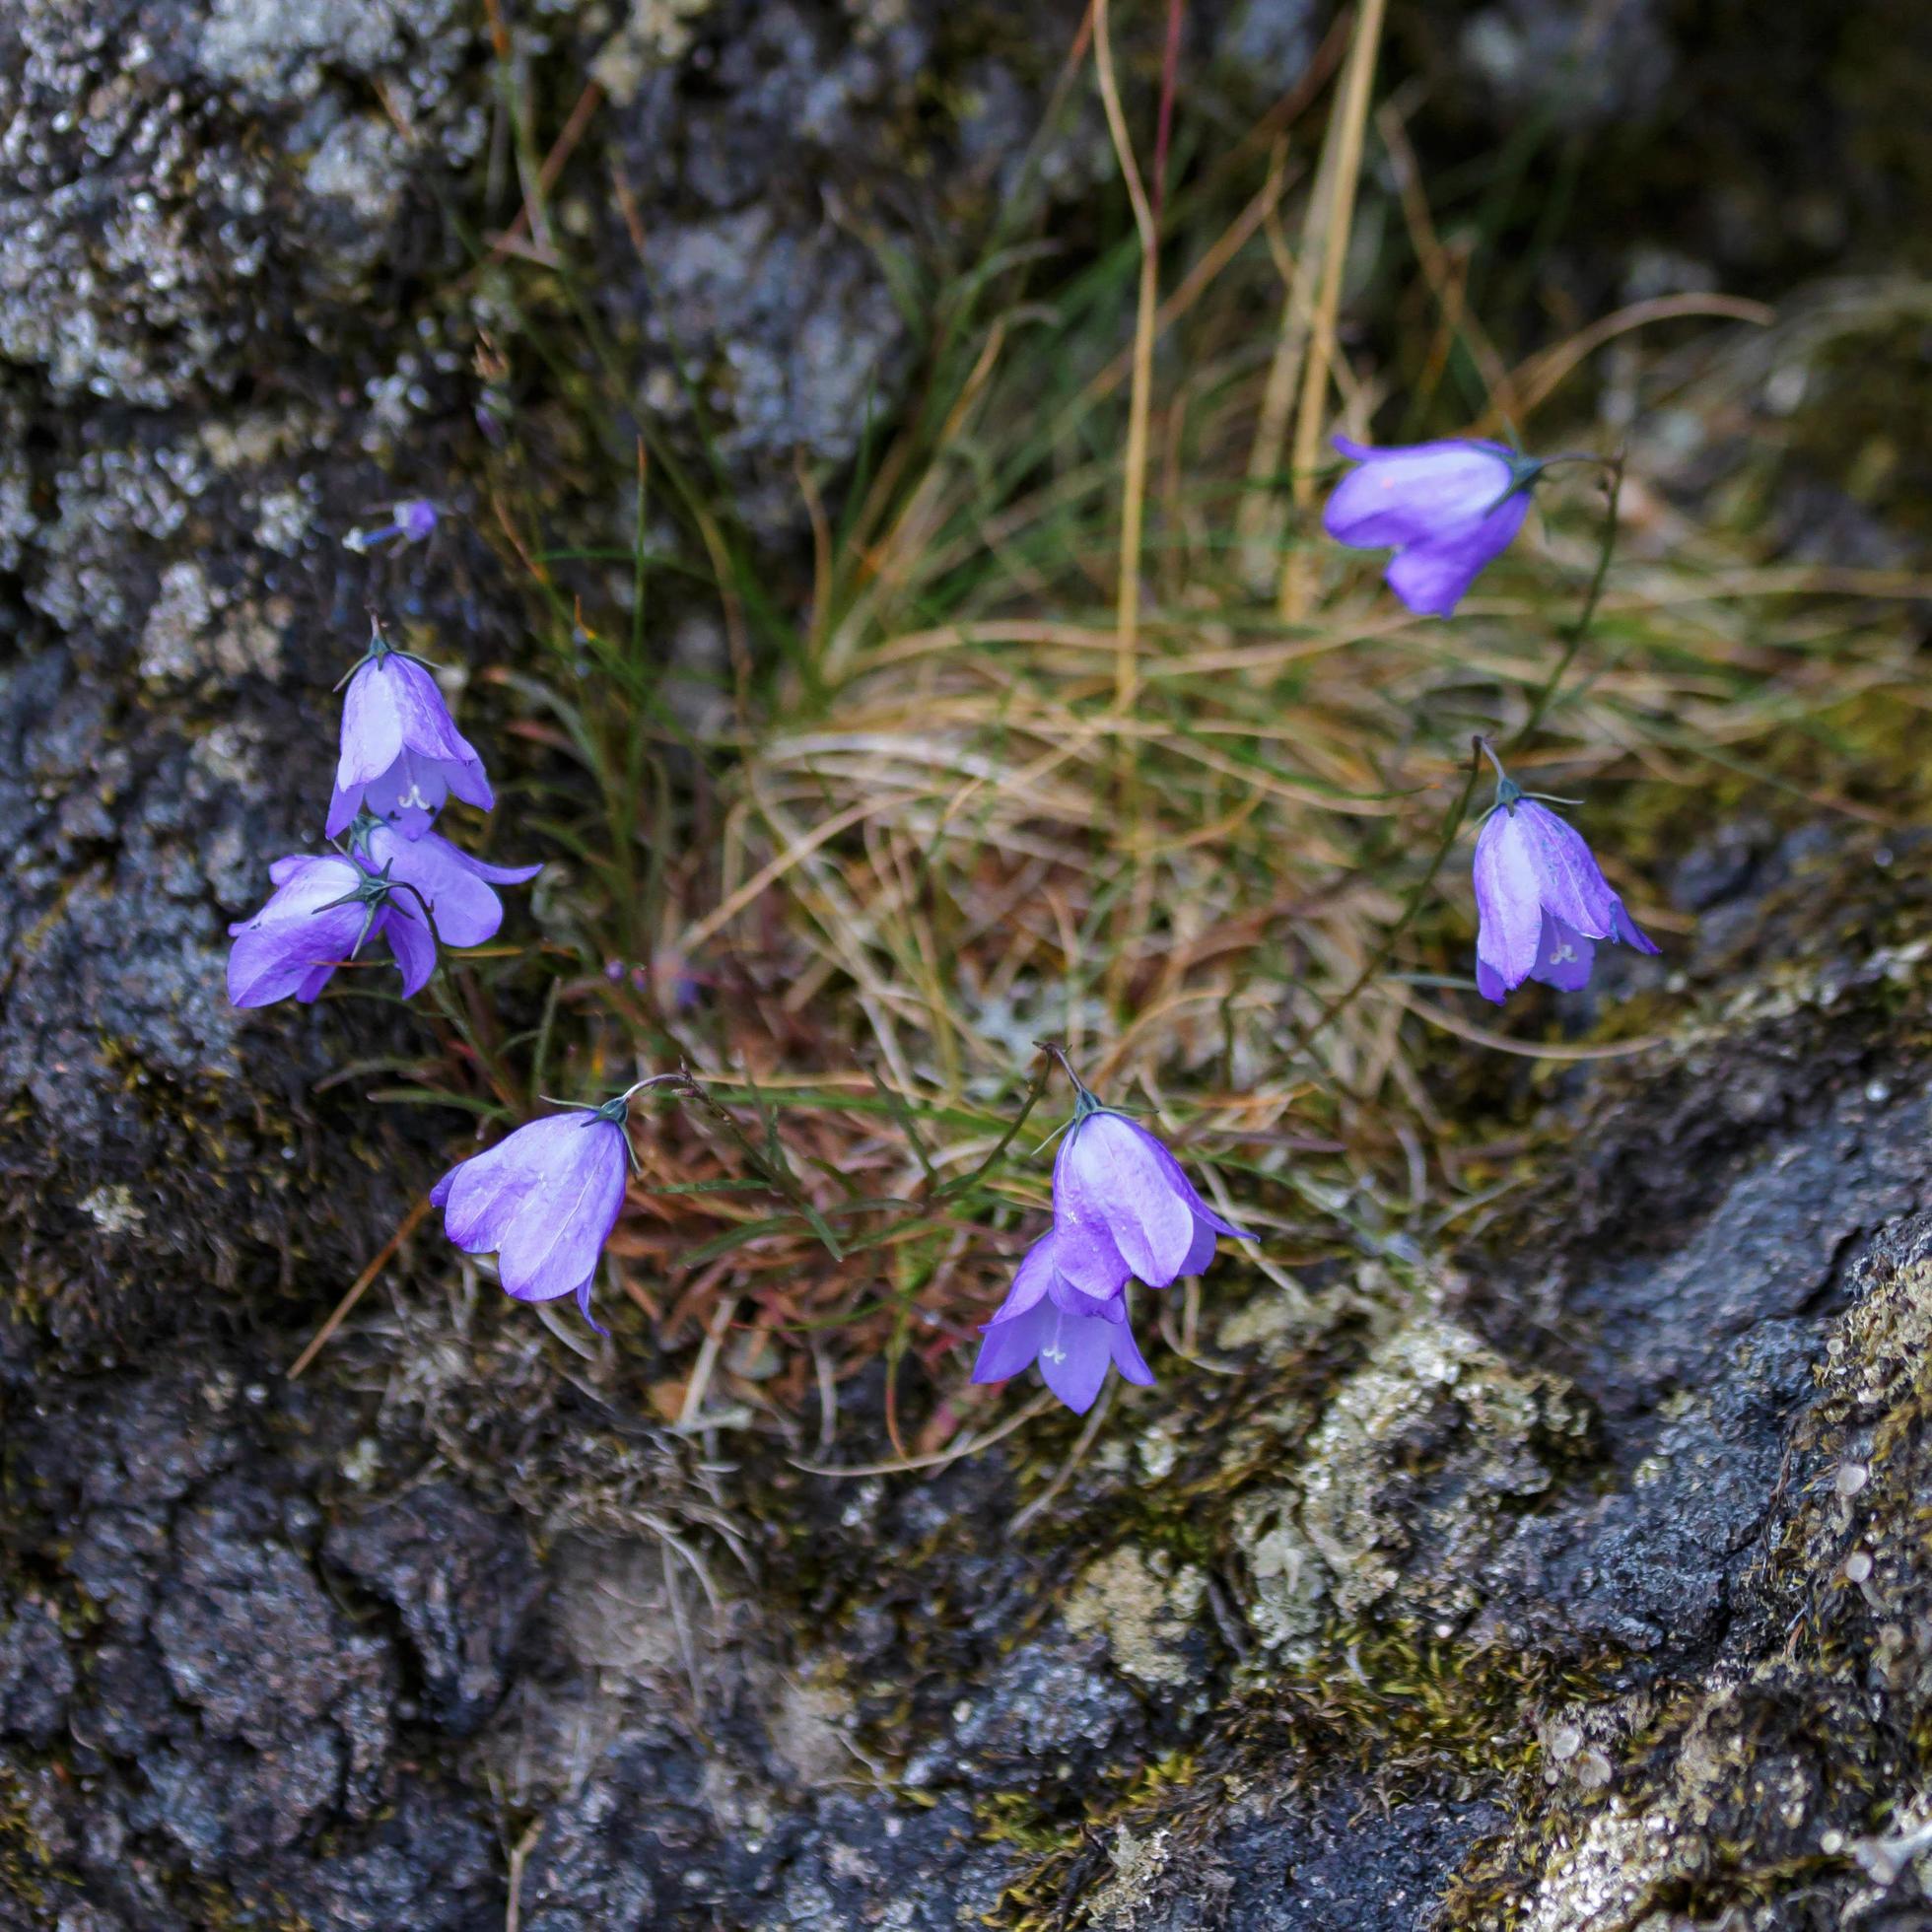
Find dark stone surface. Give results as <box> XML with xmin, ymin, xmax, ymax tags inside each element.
<box><xmin>0</xmin><ymin>1608</ymin><xmax>73</xmax><ymax>1752</ymax></box>
<box><xmin>1142</xmin><ymin>1784</ymin><xmax>1512</xmax><ymax>1932</ymax></box>
<box><xmin>0</xmin><ymin>0</ymin><xmax>475</xmax><ymax>410</ymax></box>
<box><xmin>903</xmin><ymin>1619</ymin><xmax>1145</xmax><ymax>1794</ymax></box>
<box><xmin>0</xmin><ymin>1357</ymin><xmax>503</xmax><ymax>1925</ymax></box>
<box><xmin>1479</xmin><ymin>1317</ymin><xmax>1821</xmax><ymax>1656</ymax></box>
<box><xmin>747</xmin><ymin>1792</ymin><xmax>1019</xmax><ymax>1932</ymax></box>
<box><xmin>324</xmin><ymin>1481</ymin><xmax>541</xmax><ymax>1736</ymax></box>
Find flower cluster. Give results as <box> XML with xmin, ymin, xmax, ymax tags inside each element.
<box><xmin>971</xmin><ymin>1052</ymin><xmax>1253</xmax><ymax>1414</ymax></box>
<box><xmin>225</xmin><ymin>417</ymin><xmax>1667</xmax><ymax>1419</ymax></box>
<box><xmin>228</xmin><ymin>622</ymin><xmax>538</xmax><ymax>1009</ymax></box>
<box><xmin>1324</xmin><ymin>435</ymin><xmax>1662</xmax><ymax>1009</ymax></box>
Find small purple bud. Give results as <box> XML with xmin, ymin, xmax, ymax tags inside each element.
<box><xmin>432</xmin><ymin>1097</ymin><xmax>643</xmax><ymax>1330</ymax></box>
<box><xmin>395</xmin><ymin>499</ymin><xmax>439</xmax><ymax>543</ymax></box>
<box><xmin>344</xmin><ymin>499</ymin><xmax>440</xmax><ymax>554</ymax></box>
<box><xmin>970</xmin><ymin>1234</ymin><xmax>1154</xmax><ymax>1414</ymax></box>
<box><xmin>1472</xmin><ymin>769</ymin><xmax>1660</xmax><ymax>1003</ymax></box>
<box><xmin>327</xmin><ymin>627</ymin><xmax>493</xmax><ymax>840</ymax></box>
<box><xmin>1324</xmin><ymin>436</ymin><xmax>1538</xmax><ymax>617</ymax></box>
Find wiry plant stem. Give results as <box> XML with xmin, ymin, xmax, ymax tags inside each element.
<box><xmin>1512</xmin><ymin>448</ymin><xmax>1626</xmax><ymax>750</ymax></box>
<box><xmin>1299</xmin><ymin>734</ymin><xmax>1489</xmax><ymax>1045</ymax></box>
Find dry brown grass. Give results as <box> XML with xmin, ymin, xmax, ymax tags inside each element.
<box><xmin>321</xmin><ymin>15</ymin><xmax>1931</xmax><ymax>1465</ymax></box>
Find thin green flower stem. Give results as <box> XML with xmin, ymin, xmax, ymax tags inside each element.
<box><xmin>427</xmin><ymin>971</ymin><xmax>521</xmax><ymax>1113</ymax></box>
<box><xmin>676</xmin><ymin>1069</ymin><xmax>847</xmax><ymax>1261</ymax></box>
<box><xmin>1030</xmin><ymin>1039</ymin><xmax>1096</xmax><ymax>1107</ymax></box>
<box><xmin>1298</xmin><ymin>735</ymin><xmax>1489</xmax><ymax>1046</ymax></box>
<box><xmin>932</xmin><ymin>1048</ymin><xmax>1056</xmax><ymax>1203</ymax></box>
<box><xmin>1511</xmin><ymin>448</ymin><xmax>1625</xmax><ymax>751</ymax></box>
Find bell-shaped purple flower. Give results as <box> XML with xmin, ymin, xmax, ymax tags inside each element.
<box><xmin>327</xmin><ymin>630</ymin><xmax>493</xmax><ymax>840</ymax></box>
<box><xmin>970</xmin><ymin>1233</ymin><xmax>1154</xmax><ymax>1414</ymax></box>
<box><xmin>431</xmin><ymin>1078</ymin><xmax>683</xmax><ymax>1331</ymax></box>
<box><xmin>1050</xmin><ymin>1101</ymin><xmax>1255</xmax><ymax>1297</ymax></box>
<box><xmin>227</xmin><ymin>853</ymin><xmax>437</xmax><ymax>1006</ymax></box>
<box><xmin>432</xmin><ymin>1112</ymin><xmax>627</xmax><ymax>1330</ymax></box>
<box><xmin>1324</xmin><ymin>436</ymin><xmax>1539</xmax><ymax>617</ymax></box>
<box><xmin>352</xmin><ymin>815</ymin><xmax>540</xmax><ymax>949</ymax></box>
<box><xmin>1472</xmin><ymin>769</ymin><xmax>1659</xmax><ymax>1003</ymax></box>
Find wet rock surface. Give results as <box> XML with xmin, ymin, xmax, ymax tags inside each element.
<box><xmin>4</xmin><ymin>1</ymin><xmax>1932</xmax><ymax>1929</ymax></box>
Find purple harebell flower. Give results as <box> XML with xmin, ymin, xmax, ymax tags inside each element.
<box><xmin>431</xmin><ymin>1077</ymin><xmax>688</xmax><ymax>1331</ymax></box>
<box><xmin>1472</xmin><ymin>749</ymin><xmax>1659</xmax><ymax>1002</ymax></box>
<box><xmin>1047</xmin><ymin>1060</ymin><xmax>1255</xmax><ymax>1298</ymax></box>
<box><xmin>227</xmin><ymin>853</ymin><xmax>438</xmax><ymax>1005</ymax></box>
<box><xmin>1324</xmin><ymin>436</ymin><xmax>1541</xmax><ymax>617</ymax></box>
<box><xmin>351</xmin><ymin>814</ymin><xmax>540</xmax><ymax>949</ymax></box>
<box><xmin>972</xmin><ymin>1233</ymin><xmax>1155</xmax><ymax>1414</ymax></box>
<box><xmin>327</xmin><ymin>626</ymin><xmax>494</xmax><ymax>840</ymax></box>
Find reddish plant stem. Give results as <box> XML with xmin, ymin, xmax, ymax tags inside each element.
<box><xmin>1152</xmin><ymin>0</ymin><xmax>1187</xmax><ymax>225</ymax></box>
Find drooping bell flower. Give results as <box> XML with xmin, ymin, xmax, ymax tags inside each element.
<box><xmin>326</xmin><ymin>623</ymin><xmax>493</xmax><ymax>839</ymax></box>
<box><xmin>349</xmin><ymin>813</ymin><xmax>540</xmax><ymax>949</ymax></box>
<box><xmin>970</xmin><ymin>1233</ymin><xmax>1154</xmax><ymax>1414</ymax></box>
<box><xmin>1472</xmin><ymin>749</ymin><xmax>1659</xmax><ymax>1003</ymax></box>
<box><xmin>1043</xmin><ymin>1053</ymin><xmax>1255</xmax><ymax>1297</ymax></box>
<box><xmin>227</xmin><ymin>853</ymin><xmax>437</xmax><ymax>1006</ymax></box>
<box><xmin>344</xmin><ymin>499</ymin><xmax>439</xmax><ymax>554</ymax></box>
<box><xmin>1324</xmin><ymin>436</ymin><xmax>1541</xmax><ymax>617</ymax></box>
<box><xmin>430</xmin><ymin>1077</ymin><xmax>687</xmax><ymax>1331</ymax></box>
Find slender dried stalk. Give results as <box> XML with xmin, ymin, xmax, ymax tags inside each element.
<box><xmin>1279</xmin><ymin>0</ymin><xmax>1390</xmax><ymax>621</ymax></box>
<box><xmin>1092</xmin><ymin>0</ymin><xmax>1160</xmax><ymax>717</ymax></box>
<box><xmin>1238</xmin><ymin>124</ymin><xmax>1339</xmax><ymax>587</ymax></box>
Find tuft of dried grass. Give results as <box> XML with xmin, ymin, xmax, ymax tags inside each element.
<box><xmin>331</xmin><ymin>16</ymin><xmax>1930</xmax><ymax>1463</ymax></box>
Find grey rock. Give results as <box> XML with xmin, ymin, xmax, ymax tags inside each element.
<box><xmin>0</xmin><ymin>0</ymin><xmax>475</xmax><ymax>407</ymax></box>
<box><xmin>1460</xmin><ymin>0</ymin><xmax>1675</xmax><ymax>125</ymax></box>
<box><xmin>325</xmin><ymin>1482</ymin><xmax>541</xmax><ymax>1734</ymax></box>
<box><xmin>156</xmin><ymin>1494</ymin><xmax>392</xmax><ymax>1756</ymax></box>
<box><xmin>137</xmin><ymin>1733</ymin><xmax>346</xmax><ymax>1869</ymax></box>
<box><xmin>1561</xmin><ymin>1072</ymin><xmax>1929</xmax><ymax>1427</ymax></box>
<box><xmin>904</xmin><ymin>1620</ymin><xmax>1142</xmax><ymax>1792</ymax></box>
<box><xmin>0</xmin><ymin>1601</ymin><xmax>74</xmax><ymax>1746</ymax></box>
<box><xmin>749</xmin><ymin>1793</ymin><xmax>1016</xmax><ymax>1932</ymax></box>
<box><xmin>267</xmin><ymin>1787</ymin><xmax>501</xmax><ymax>1932</ymax></box>
<box><xmin>519</xmin><ymin>1774</ymin><xmax>663</xmax><ymax>1932</ymax></box>
<box><xmin>79</xmin><ymin>1642</ymin><xmax>178</xmax><ymax>1760</ymax></box>
<box><xmin>1107</xmin><ymin>1783</ymin><xmax>1509</xmax><ymax>1932</ymax></box>
<box><xmin>1216</xmin><ymin>0</ymin><xmax>1320</xmax><ymax>91</ymax></box>
<box><xmin>1482</xmin><ymin>1318</ymin><xmax>1821</xmax><ymax>1656</ymax></box>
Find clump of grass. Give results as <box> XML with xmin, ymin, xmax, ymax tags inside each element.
<box><xmin>332</xmin><ymin>7</ymin><xmax>1929</xmax><ymax>1460</ymax></box>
